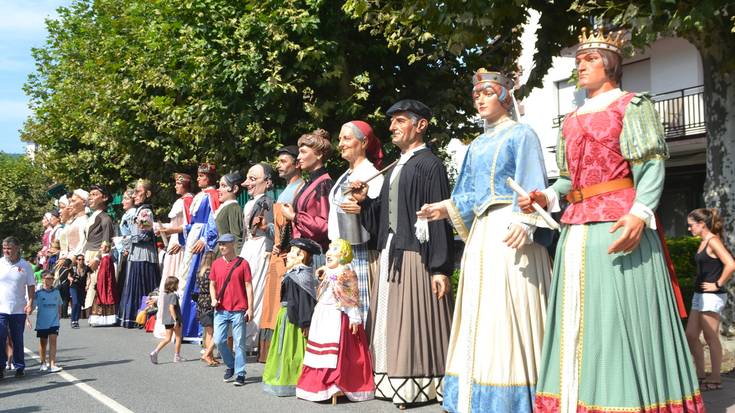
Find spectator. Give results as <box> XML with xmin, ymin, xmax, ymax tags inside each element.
<box><xmin>149</xmin><ymin>276</ymin><xmax>184</xmax><ymax>364</ymax></box>
<box><xmin>69</xmin><ymin>254</ymin><xmax>90</xmax><ymax>329</ymax></box>
<box><xmin>35</xmin><ymin>270</ymin><xmax>63</xmax><ymax>373</ymax></box>
<box><xmin>0</xmin><ymin>236</ymin><xmax>36</xmax><ymax>379</ymax></box>
<box><xmin>209</xmin><ymin>233</ymin><xmax>253</xmax><ymax>387</ymax></box>
<box><xmin>685</xmin><ymin>208</ymin><xmax>735</xmax><ymax>391</ymax></box>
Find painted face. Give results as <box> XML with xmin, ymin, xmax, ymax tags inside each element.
<box><xmin>174</xmin><ymin>180</ymin><xmax>188</xmax><ymax>196</ymax></box>
<box><xmin>87</xmin><ymin>189</ymin><xmax>107</xmax><ymax>211</ymax></box>
<box><xmin>245</xmin><ymin>165</ymin><xmax>269</xmax><ymax>197</ymax></box>
<box><xmin>389</xmin><ymin>112</ymin><xmax>423</xmax><ymax>152</ymax></box>
<box><xmin>687</xmin><ymin>219</ymin><xmax>705</xmax><ymax>237</ymax></box>
<box><xmin>286</xmin><ymin>246</ymin><xmax>304</xmax><ymax>269</ymax></box>
<box><xmin>133</xmin><ymin>183</ymin><xmax>148</xmax><ymax>206</ymax></box>
<box><xmin>42</xmin><ymin>216</ymin><xmax>49</xmax><ymax>227</ymax></box>
<box><xmin>69</xmin><ymin>194</ymin><xmax>86</xmax><ymax>215</ymax></box>
<box><xmin>100</xmin><ymin>243</ymin><xmax>111</xmax><ymax>254</ymax></box>
<box><xmin>325</xmin><ymin>243</ymin><xmax>341</xmax><ymax>269</ymax></box>
<box><xmin>575</xmin><ymin>50</ymin><xmax>609</xmax><ymax>91</ymax></box>
<box><xmin>298</xmin><ymin>145</ymin><xmax>322</xmax><ymax>173</ymax></box>
<box><xmin>338</xmin><ymin>125</ymin><xmax>367</xmax><ymax>166</ymax></box>
<box><xmin>196</xmin><ymin>172</ymin><xmax>210</xmax><ymax>189</ymax></box>
<box><xmin>2</xmin><ymin>242</ymin><xmax>20</xmax><ymax>262</ymax></box>
<box><xmin>276</xmin><ymin>153</ymin><xmax>299</xmax><ymax>179</ymax></box>
<box><xmin>49</xmin><ymin>215</ymin><xmax>60</xmax><ymax>227</ymax></box>
<box><xmin>217</xmin><ymin>177</ymin><xmax>237</xmax><ymax>202</ymax></box>
<box><xmin>121</xmin><ymin>195</ymin><xmax>134</xmax><ymax>211</ymax></box>
<box><xmin>473</xmin><ymin>86</ymin><xmax>506</xmax><ymax>122</ymax></box>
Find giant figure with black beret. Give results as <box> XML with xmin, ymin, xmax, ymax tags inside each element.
<box><xmin>84</xmin><ymin>184</ymin><xmax>116</xmax><ymax>326</ymax></box>
<box><xmin>350</xmin><ymin>99</ymin><xmax>454</xmax><ymax>408</ymax></box>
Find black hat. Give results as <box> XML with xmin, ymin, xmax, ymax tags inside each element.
<box><xmin>289</xmin><ymin>238</ymin><xmax>322</xmax><ymax>256</ymax></box>
<box><xmin>222</xmin><ymin>171</ymin><xmax>245</xmax><ymax>188</ymax></box>
<box><xmin>386</xmin><ymin>99</ymin><xmax>433</xmax><ymax>121</ymax></box>
<box><xmin>276</xmin><ymin>145</ymin><xmax>299</xmax><ymax>159</ymax></box>
<box><xmin>89</xmin><ymin>184</ymin><xmax>111</xmax><ymax>199</ymax></box>
<box><xmin>50</xmin><ymin>209</ymin><xmax>61</xmax><ymax>218</ymax></box>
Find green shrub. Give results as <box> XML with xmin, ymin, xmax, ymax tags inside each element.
<box><xmin>666</xmin><ymin>236</ymin><xmax>700</xmax><ymax>314</ymax></box>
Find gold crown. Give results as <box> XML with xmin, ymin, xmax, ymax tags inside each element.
<box><xmin>577</xmin><ymin>27</ymin><xmax>625</xmax><ymax>55</ymax></box>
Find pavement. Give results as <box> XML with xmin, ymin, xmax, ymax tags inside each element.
<box><xmin>1</xmin><ymin>317</ymin><xmax>734</xmax><ymax>412</ymax></box>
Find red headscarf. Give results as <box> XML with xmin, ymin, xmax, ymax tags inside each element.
<box><xmin>344</xmin><ymin>120</ymin><xmax>384</xmax><ymax>169</ymax></box>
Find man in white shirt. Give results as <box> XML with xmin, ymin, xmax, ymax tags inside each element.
<box><xmin>0</xmin><ymin>236</ymin><xmax>36</xmax><ymax>379</ymax></box>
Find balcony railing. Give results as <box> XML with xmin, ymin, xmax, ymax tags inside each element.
<box><xmin>553</xmin><ymin>85</ymin><xmax>706</xmax><ymax>140</ymax></box>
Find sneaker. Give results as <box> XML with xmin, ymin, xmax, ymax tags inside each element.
<box><xmin>15</xmin><ymin>369</ymin><xmax>24</xmax><ymax>378</ymax></box>
<box><xmin>40</xmin><ymin>363</ymin><xmax>49</xmax><ymax>372</ymax></box>
<box><xmin>173</xmin><ymin>354</ymin><xmax>183</xmax><ymax>363</ymax></box>
<box><xmin>72</xmin><ymin>322</ymin><xmax>80</xmax><ymax>329</ymax></box>
<box><xmin>49</xmin><ymin>365</ymin><xmax>63</xmax><ymax>373</ymax></box>
<box><xmin>223</xmin><ymin>368</ymin><xmax>235</xmax><ymax>382</ymax></box>
<box><xmin>233</xmin><ymin>375</ymin><xmax>245</xmax><ymax>386</ymax></box>
<box><xmin>149</xmin><ymin>352</ymin><xmax>158</xmax><ymax>365</ymax></box>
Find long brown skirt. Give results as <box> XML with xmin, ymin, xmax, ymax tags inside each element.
<box><xmin>257</xmin><ymin>251</ymin><xmax>287</xmax><ymax>363</ymax></box>
<box><xmin>369</xmin><ymin>250</ymin><xmax>453</xmax><ymax>405</ymax></box>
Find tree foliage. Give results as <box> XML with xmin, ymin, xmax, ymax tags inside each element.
<box><xmin>0</xmin><ymin>153</ymin><xmax>53</xmax><ymax>254</ymax></box>
<box><xmin>22</xmin><ymin>0</ymin><xmax>505</xmax><ymax>208</ymax></box>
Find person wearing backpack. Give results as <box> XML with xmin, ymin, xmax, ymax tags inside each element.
<box><xmin>209</xmin><ymin>233</ymin><xmax>253</xmax><ymax>387</ymax></box>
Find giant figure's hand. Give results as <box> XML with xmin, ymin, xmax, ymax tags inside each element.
<box><xmin>417</xmin><ymin>202</ymin><xmax>449</xmax><ymax>222</ymax></box>
<box><xmin>608</xmin><ymin>214</ymin><xmax>645</xmax><ymax>254</ymax></box>
<box><xmin>431</xmin><ymin>274</ymin><xmax>450</xmax><ymax>300</ymax></box>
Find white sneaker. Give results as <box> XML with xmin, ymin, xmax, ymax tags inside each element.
<box><xmin>39</xmin><ymin>364</ymin><xmax>49</xmax><ymax>372</ymax></box>
<box><xmin>49</xmin><ymin>365</ymin><xmax>63</xmax><ymax>373</ymax></box>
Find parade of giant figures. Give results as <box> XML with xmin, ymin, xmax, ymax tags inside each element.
<box><xmin>3</xmin><ymin>24</ymin><xmax>735</xmax><ymax>413</ymax></box>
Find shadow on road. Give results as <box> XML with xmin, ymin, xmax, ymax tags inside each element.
<box><xmin>0</xmin><ymin>378</ymin><xmax>96</xmax><ymax>398</ymax></box>
<box><xmin>2</xmin><ymin>406</ymin><xmax>43</xmax><ymax>413</ymax></box>
<box><xmin>62</xmin><ymin>358</ymin><xmax>132</xmax><ymax>371</ymax></box>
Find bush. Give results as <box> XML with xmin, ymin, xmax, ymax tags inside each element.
<box><xmin>666</xmin><ymin>236</ymin><xmax>700</xmax><ymax>311</ymax></box>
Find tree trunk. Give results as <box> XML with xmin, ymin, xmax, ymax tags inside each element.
<box><xmin>696</xmin><ymin>36</ymin><xmax>735</xmax><ymax>334</ymax></box>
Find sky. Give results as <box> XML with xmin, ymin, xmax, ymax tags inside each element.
<box><xmin>0</xmin><ymin>0</ymin><xmax>70</xmax><ymax>154</ymax></box>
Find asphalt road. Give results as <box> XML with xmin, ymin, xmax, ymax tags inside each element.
<box><xmin>1</xmin><ymin>316</ymin><xmax>438</xmax><ymax>413</ymax></box>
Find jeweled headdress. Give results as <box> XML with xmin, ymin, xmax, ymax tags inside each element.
<box><xmin>471</xmin><ymin>68</ymin><xmax>514</xmax><ymax>92</ymax></box>
<box><xmin>197</xmin><ymin>163</ymin><xmax>217</xmax><ymax>175</ymax></box>
<box><xmin>174</xmin><ymin>173</ymin><xmax>191</xmax><ymax>184</ymax></box>
<box><xmin>576</xmin><ymin>27</ymin><xmax>625</xmax><ymax>55</ymax></box>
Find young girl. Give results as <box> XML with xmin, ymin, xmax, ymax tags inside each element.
<box><xmin>35</xmin><ymin>270</ymin><xmax>63</xmax><ymax>372</ymax></box>
<box><xmin>685</xmin><ymin>208</ymin><xmax>735</xmax><ymax>391</ymax></box>
<box><xmin>149</xmin><ymin>277</ymin><xmax>183</xmax><ymax>364</ymax></box>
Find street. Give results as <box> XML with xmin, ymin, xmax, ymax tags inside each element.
<box><xmin>3</xmin><ymin>316</ymin><xmax>735</xmax><ymax>412</ymax></box>
<box><xmin>1</xmin><ymin>316</ymin><xmax>436</xmax><ymax>412</ymax></box>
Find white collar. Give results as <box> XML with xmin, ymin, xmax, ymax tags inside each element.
<box><xmin>398</xmin><ymin>144</ymin><xmax>426</xmax><ymax>165</ymax></box>
<box><xmin>578</xmin><ymin>87</ymin><xmax>625</xmax><ymax>114</ymax></box>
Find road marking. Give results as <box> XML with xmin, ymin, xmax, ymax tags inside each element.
<box><xmin>24</xmin><ymin>347</ymin><xmax>134</xmax><ymax>413</ymax></box>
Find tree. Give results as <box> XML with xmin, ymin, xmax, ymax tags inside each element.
<box><xmin>22</xmin><ymin>0</ymin><xmax>499</xmax><ymax>210</ymax></box>
<box><xmin>0</xmin><ymin>153</ymin><xmax>53</xmax><ymax>254</ymax></box>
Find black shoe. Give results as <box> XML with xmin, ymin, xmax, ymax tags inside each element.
<box><xmin>223</xmin><ymin>368</ymin><xmax>235</xmax><ymax>382</ymax></box>
<box><xmin>15</xmin><ymin>369</ymin><xmax>24</xmax><ymax>378</ymax></box>
<box><xmin>233</xmin><ymin>375</ymin><xmax>245</xmax><ymax>386</ymax></box>
<box><xmin>72</xmin><ymin>322</ymin><xmax>80</xmax><ymax>329</ymax></box>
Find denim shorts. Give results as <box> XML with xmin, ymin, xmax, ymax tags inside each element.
<box><xmin>691</xmin><ymin>292</ymin><xmax>727</xmax><ymax>314</ymax></box>
<box><xmin>36</xmin><ymin>327</ymin><xmax>60</xmax><ymax>338</ymax></box>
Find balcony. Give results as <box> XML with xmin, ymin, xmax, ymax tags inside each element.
<box><xmin>552</xmin><ymin>85</ymin><xmax>706</xmax><ymax>141</ymax></box>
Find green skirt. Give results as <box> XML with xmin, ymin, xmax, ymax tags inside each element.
<box><xmin>535</xmin><ymin>223</ymin><xmax>704</xmax><ymax>412</ymax></box>
<box><xmin>262</xmin><ymin>307</ymin><xmax>306</xmax><ymax>396</ymax></box>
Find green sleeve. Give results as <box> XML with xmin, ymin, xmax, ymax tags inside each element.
<box><xmin>619</xmin><ymin>93</ymin><xmax>669</xmax><ymax>164</ymax></box>
<box><xmin>631</xmin><ymin>159</ymin><xmax>665</xmax><ymax>211</ymax></box>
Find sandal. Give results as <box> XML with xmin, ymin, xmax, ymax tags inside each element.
<box><xmin>702</xmin><ymin>380</ymin><xmax>723</xmax><ymax>391</ymax></box>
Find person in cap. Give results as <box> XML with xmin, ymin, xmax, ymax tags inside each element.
<box><xmin>518</xmin><ymin>27</ymin><xmax>704</xmax><ymax>412</ymax></box>
<box><xmin>64</xmin><ymin>189</ymin><xmax>89</xmax><ymax>259</ymax></box>
<box><xmin>259</xmin><ymin>146</ymin><xmax>305</xmax><ymax>362</ymax></box>
<box><xmin>118</xmin><ymin>179</ymin><xmax>160</xmax><ymax>328</ymax></box>
<box><xmin>350</xmin><ymin>99</ymin><xmax>454</xmax><ymax>408</ymax></box>
<box><xmin>262</xmin><ymin>237</ymin><xmax>320</xmax><ymax>396</ymax></box>
<box><xmin>281</xmin><ymin>129</ymin><xmax>334</xmax><ymax>267</ymax></box>
<box><xmin>209</xmin><ymin>233</ymin><xmax>253</xmax><ymax>387</ymax></box>
<box><xmin>179</xmin><ymin>163</ymin><xmax>221</xmax><ymax>342</ymax></box>
<box><xmin>238</xmin><ymin>164</ymin><xmax>275</xmax><ymax>356</ymax></box>
<box><xmin>152</xmin><ymin>173</ymin><xmax>194</xmax><ymax>339</ymax></box>
<box><xmin>417</xmin><ymin>69</ymin><xmax>552</xmax><ymax>413</ymax></box>
<box><xmin>327</xmin><ymin>121</ymin><xmax>384</xmax><ymax>327</ymax></box>
<box><xmin>83</xmin><ymin>185</ymin><xmax>115</xmax><ymax>326</ymax></box>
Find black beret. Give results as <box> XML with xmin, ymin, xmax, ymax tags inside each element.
<box><xmin>386</xmin><ymin>99</ymin><xmax>433</xmax><ymax>121</ymax></box>
<box><xmin>223</xmin><ymin>171</ymin><xmax>245</xmax><ymax>188</ymax></box>
<box><xmin>89</xmin><ymin>184</ymin><xmax>111</xmax><ymax>199</ymax></box>
<box><xmin>289</xmin><ymin>238</ymin><xmax>322</xmax><ymax>256</ymax></box>
<box><xmin>276</xmin><ymin>145</ymin><xmax>299</xmax><ymax>159</ymax></box>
